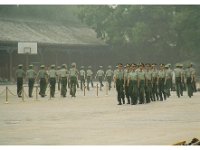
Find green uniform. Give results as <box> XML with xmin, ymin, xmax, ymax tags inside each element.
<box><xmin>152</xmin><ymin>69</ymin><xmax>159</xmax><ymax>101</ymax></box>
<box><xmin>145</xmin><ymin>70</ymin><xmax>152</xmax><ymax>103</ymax></box>
<box><xmin>79</xmin><ymin>69</ymin><xmax>85</xmax><ymax>90</ymax></box>
<box><xmin>105</xmin><ymin>69</ymin><xmax>113</xmax><ymax>90</ymax></box>
<box><xmin>138</xmin><ymin>70</ymin><xmax>145</xmax><ymax>104</ymax></box>
<box><xmin>56</xmin><ymin>69</ymin><xmax>61</xmax><ymax>91</ymax></box>
<box><xmin>185</xmin><ymin>67</ymin><xmax>193</xmax><ymax>98</ymax></box>
<box><xmin>69</xmin><ymin>67</ymin><xmax>79</xmax><ymax>97</ymax></box>
<box><xmin>128</xmin><ymin>71</ymin><xmax>138</xmax><ymax>105</ymax></box>
<box><xmin>164</xmin><ymin>68</ymin><xmax>172</xmax><ymax>98</ymax></box>
<box><xmin>15</xmin><ymin>68</ymin><xmax>25</xmax><ymax>97</ymax></box>
<box><xmin>26</xmin><ymin>68</ymin><xmax>37</xmax><ymax>97</ymax></box>
<box><xmin>114</xmin><ymin>69</ymin><xmax>125</xmax><ymax>105</ymax></box>
<box><xmin>60</xmin><ymin>68</ymin><xmax>68</xmax><ymax>97</ymax></box>
<box><xmin>37</xmin><ymin>69</ymin><xmax>48</xmax><ymax>97</ymax></box>
<box><xmin>158</xmin><ymin>69</ymin><xmax>166</xmax><ymax>101</ymax></box>
<box><xmin>49</xmin><ymin>68</ymin><xmax>57</xmax><ymax>97</ymax></box>
<box><xmin>86</xmin><ymin>69</ymin><xmax>93</xmax><ymax>90</ymax></box>
<box><xmin>174</xmin><ymin>67</ymin><xmax>182</xmax><ymax>98</ymax></box>
<box><xmin>190</xmin><ymin>67</ymin><xmax>197</xmax><ymax>93</ymax></box>
<box><xmin>96</xmin><ymin>69</ymin><xmax>104</xmax><ymax>90</ymax></box>
<box><xmin>124</xmin><ymin>68</ymin><xmax>131</xmax><ymax>104</ymax></box>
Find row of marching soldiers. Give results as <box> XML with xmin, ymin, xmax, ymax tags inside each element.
<box><xmin>113</xmin><ymin>62</ymin><xmax>197</xmax><ymax>105</ymax></box>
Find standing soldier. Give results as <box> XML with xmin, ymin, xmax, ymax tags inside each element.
<box><xmin>151</xmin><ymin>63</ymin><xmax>159</xmax><ymax>101</ymax></box>
<box><xmin>26</xmin><ymin>64</ymin><xmax>37</xmax><ymax>98</ymax></box>
<box><xmin>174</xmin><ymin>63</ymin><xmax>182</xmax><ymax>98</ymax></box>
<box><xmin>37</xmin><ymin>65</ymin><xmax>48</xmax><ymax>97</ymax></box>
<box><xmin>79</xmin><ymin>66</ymin><xmax>86</xmax><ymax>90</ymax></box>
<box><xmin>105</xmin><ymin>65</ymin><xmax>113</xmax><ymax>91</ymax></box>
<box><xmin>137</xmin><ymin>63</ymin><xmax>146</xmax><ymax>104</ymax></box>
<box><xmin>60</xmin><ymin>64</ymin><xmax>68</xmax><ymax>97</ymax></box>
<box><xmin>15</xmin><ymin>64</ymin><xmax>25</xmax><ymax>97</ymax></box>
<box><xmin>56</xmin><ymin>66</ymin><xmax>61</xmax><ymax>91</ymax></box>
<box><xmin>179</xmin><ymin>64</ymin><xmax>185</xmax><ymax>96</ymax></box>
<box><xmin>95</xmin><ymin>66</ymin><xmax>104</xmax><ymax>91</ymax></box>
<box><xmin>86</xmin><ymin>66</ymin><xmax>94</xmax><ymax>90</ymax></box>
<box><xmin>127</xmin><ymin>64</ymin><xmax>138</xmax><ymax>105</ymax></box>
<box><xmin>164</xmin><ymin>64</ymin><xmax>172</xmax><ymax>98</ymax></box>
<box><xmin>48</xmin><ymin>65</ymin><xmax>57</xmax><ymax>98</ymax></box>
<box><xmin>145</xmin><ymin>63</ymin><xmax>152</xmax><ymax>103</ymax></box>
<box><xmin>157</xmin><ymin>64</ymin><xmax>166</xmax><ymax>101</ymax></box>
<box><xmin>114</xmin><ymin>63</ymin><xmax>125</xmax><ymax>105</ymax></box>
<box><xmin>190</xmin><ymin>63</ymin><xmax>197</xmax><ymax>93</ymax></box>
<box><xmin>124</xmin><ymin>64</ymin><xmax>131</xmax><ymax>104</ymax></box>
<box><xmin>69</xmin><ymin>62</ymin><xmax>79</xmax><ymax>97</ymax></box>
<box><xmin>185</xmin><ymin>63</ymin><xmax>193</xmax><ymax>98</ymax></box>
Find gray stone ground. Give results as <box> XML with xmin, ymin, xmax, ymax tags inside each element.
<box><xmin>0</xmin><ymin>83</ymin><xmax>200</xmax><ymax>145</ymax></box>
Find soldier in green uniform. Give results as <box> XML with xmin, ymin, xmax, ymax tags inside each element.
<box><xmin>185</xmin><ymin>63</ymin><xmax>193</xmax><ymax>98</ymax></box>
<box><xmin>37</xmin><ymin>65</ymin><xmax>48</xmax><ymax>97</ymax></box>
<box><xmin>158</xmin><ymin>64</ymin><xmax>166</xmax><ymax>101</ymax></box>
<box><xmin>79</xmin><ymin>66</ymin><xmax>86</xmax><ymax>91</ymax></box>
<box><xmin>95</xmin><ymin>66</ymin><xmax>104</xmax><ymax>91</ymax></box>
<box><xmin>145</xmin><ymin>63</ymin><xmax>152</xmax><ymax>103</ymax></box>
<box><xmin>190</xmin><ymin>63</ymin><xmax>197</xmax><ymax>93</ymax></box>
<box><xmin>127</xmin><ymin>63</ymin><xmax>138</xmax><ymax>105</ymax></box>
<box><xmin>60</xmin><ymin>64</ymin><xmax>68</xmax><ymax>97</ymax></box>
<box><xmin>105</xmin><ymin>65</ymin><xmax>113</xmax><ymax>91</ymax></box>
<box><xmin>137</xmin><ymin>63</ymin><xmax>146</xmax><ymax>104</ymax></box>
<box><xmin>164</xmin><ymin>64</ymin><xmax>172</xmax><ymax>98</ymax></box>
<box><xmin>174</xmin><ymin>63</ymin><xmax>183</xmax><ymax>98</ymax></box>
<box><xmin>56</xmin><ymin>66</ymin><xmax>61</xmax><ymax>91</ymax></box>
<box><xmin>26</xmin><ymin>64</ymin><xmax>37</xmax><ymax>98</ymax></box>
<box><xmin>15</xmin><ymin>64</ymin><xmax>25</xmax><ymax>97</ymax></box>
<box><xmin>179</xmin><ymin>64</ymin><xmax>185</xmax><ymax>96</ymax></box>
<box><xmin>48</xmin><ymin>65</ymin><xmax>57</xmax><ymax>98</ymax></box>
<box><xmin>124</xmin><ymin>64</ymin><xmax>131</xmax><ymax>104</ymax></box>
<box><xmin>114</xmin><ymin>63</ymin><xmax>125</xmax><ymax>105</ymax></box>
<box><xmin>151</xmin><ymin>63</ymin><xmax>159</xmax><ymax>101</ymax></box>
<box><xmin>86</xmin><ymin>66</ymin><xmax>94</xmax><ymax>91</ymax></box>
<box><xmin>69</xmin><ymin>62</ymin><xmax>79</xmax><ymax>97</ymax></box>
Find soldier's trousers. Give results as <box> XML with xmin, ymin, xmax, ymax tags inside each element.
<box><xmin>138</xmin><ymin>80</ymin><xmax>145</xmax><ymax>104</ymax></box>
<box><xmin>17</xmin><ymin>77</ymin><xmax>23</xmax><ymax>97</ymax></box>
<box><xmin>186</xmin><ymin>77</ymin><xmax>193</xmax><ymax>98</ymax></box>
<box><xmin>125</xmin><ymin>80</ymin><xmax>130</xmax><ymax>104</ymax></box>
<box><xmin>98</xmin><ymin>76</ymin><xmax>104</xmax><ymax>90</ymax></box>
<box><xmin>165</xmin><ymin>78</ymin><xmax>171</xmax><ymax>97</ymax></box>
<box><xmin>158</xmin><ymin>78</ymin><xmax>166</xmax><ymax>101</ymax></box>
<box><xmin>80</xmin><ymin>76</ymin><xmax>85</xmax><ymax>90</ymax></box>
<box><xmin>28</xmin><ymin>78</ymin><xmax>34</xmax><ymax>97</ymax></box>
<box><xmin>87</xmin><ymin>76</ymin><xmax>93</xmax><ymax>90</ymax></box>
<box><xmin>192</xmin><ymin>81</ymin><xmax>197</xmax><ymax>93</ymax></box>
<box><xmin>70</xmin><ymin>76</ymin><xmax>77</xmax><ymax>97</ymax></box>
<box><xmin>39</xmin><ymin>78</ymin><xmax>46</xmax><ymax>97</ymax></box>
<box><xmin>49</xmin><ymin>78</ymin><xmax>56</xmax><ymax>97</ymax></box>
<box><xmin>145</xmin><ymin>80</ymin><xmax>152</xmax><ymax>103</ymax></box>
<box><xmin>106</xmin><ymin>76</ymin><xmax>112</xmax><ymax>90</ymax></box>
<box><xmin>116</xmin><ymin>79</ymin><xmax>125</xmax><ymax>104</ymax></box>
<box><xmin>129</xmin><ymin>80</ymin><xmax>138</xmax><ymax>105</ymax></box>
<box><xmin>61</xmin><ymin>77</ymin><xmax>67</xmax><ymax>97</ymax></box>
<box><xmin>57</xmin><ymin>78</ymin><xmax>61</xmax><ymax>91</ymax></box>
<box><xmin>152</xmin><ymin>78</ymin><xmax>159</xmax><ymax>101</ymax></box>
<box><xmin>175</xmin><ymin>77</ymin><xmax>182</xmax><ymax>98</ymax></box>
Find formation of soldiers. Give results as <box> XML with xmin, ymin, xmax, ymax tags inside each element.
<box><xmin>15</xmin><ymin>62</ymin><xmax>197</xmax><ymax>105</ymax></box>
<box><xmin>113</xmin><ymin>62</ymin><xmax>197</xmax><ymax>105</ymax></box>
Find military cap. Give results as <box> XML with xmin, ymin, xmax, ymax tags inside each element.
<box><xmin>160</xmin><ymin>63</ymin><xmax>165</xmax><ymax>67</ymax></box>
<box><xmin>108</xmin><ymin>65</ymin><xmax>112</xmax><ymax>68</ymax></box>
<box><xmin>131</xmin><ymin>63</ymin><xmax>137</xmax><ymax>67</ymax></box>
<box><xmin>145</xmin><ymin>63</ymin><xmax>151</xmax><ymax>67</ymax></box>
<box><xmin>138</xmin><ymin>62</ymin><xmax>144</xmax><ymax>67</ymax></box>
<box><xmin>118</xmin><ymin>63</ymin><xmax>123</xmax><ymax>67</ymax></box>
<box><xmin>57</xmin><ymin>66</ymin><xmax>61</xmax><ymax>69</ymax></box>
<box><xmin>126</xmin><ymin>63</ymin><xmax>130</xmax><ymax>67</ymax></box>
<box><xmin>88</xmin><ymin>66</ymin><xmax>92</xmax><ymax>68</ymax></box>
<box><xmin>29</xmin><ymin>64</ymin><xmax>33</xmax><ymax>68</ymax></box>
<box><xmin>18</xmin><ymin>64</ymin><xmax>23</xmax><ymax>67</ymax></box>
<box><xmin>165</xmin><ymin>64</ymin><xmax>169</xmax><ymax>68</ymax></box>
<box><xmin>175</xmin><ymin>63</ymin><xmax>179</xmax><ymax>67</ymax></box>
<box><xmin>151</xmin><ymin>63</ymin><xmax>157</xmax><ymax>66</ymax></box>
<box><xmin>62</xmin><ymin>64</ymin><xmax>66</xmax><ymax>68</ymax></box>
<box><xmin>40</xmin><ymin>65</ymin><xmax>45</xmax><ymax>68</ymax></box>
<box><xmin>80</xmin><ymin>66</ymin><xmax>84</xmax><ymax>69</ymax></box>
<box><xmin>99</xmin><ymin>66</ymin><xmax>103</xmax><ymax>68</ymax></box>
<box><xmin>51</xmin><ymin>64</ymin><xmax>55</xmax><ymax>68</ymax></box>
<box><xmin>179</xmin><ymin>64</ymin><xmax>183</xmax><ymax>67</ymax></box>
<box><xmin>71</xmin><ymin>62</ymin><xmax>76</xmax><ymax>66</ymax></box>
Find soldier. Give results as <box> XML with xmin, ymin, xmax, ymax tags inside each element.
<box><xmin>185</xmin><ymin>63</ymin><xmax>193</xmax><ymax>98</ymax></box>
<box><xmin>157</xmin><ymin>64</ymin><xmax>166</xmax><ymax>101</ymax></box>
<box><xmin>164</xmin><ymin>64</ymin><xmax>172</xmax><ymax>98</ymax></box>
<box><xmin>95</xmin><ymin>66</ymin><xmax>104</xmax><ymax>91</ymax></box>
<box><xmin>137</xmin><ymin>63</ymin><xmax>146</xmax><ymax>104</ymax></box>
<box><xmin>151</xmin><ymin>63</ymin><xmax>159</xmax><ymax>101</ymax></box>
<box><xmin>60</xmin><ymin>64</ymin><xmax>68</xmax><ymax>97</ymax></box>
<box><xmin>15</xmin><ymin>64</ymin><xmax>25</xmax><ymax>97</ymax></box>
<box><xmin>48</xmin><ymin>65</ymin><xmax>57</xmax><ymax>98</ymax></box>
<box><xmin>105</xmin><ymin>65</ymin><xmax>113</xmax><ymax>91</ymax></box>
<box><xmin>113</xmin><ymin>63</ymin><xmax>125</xmax><ymax>105</ymax></box>
<box><xmin>145</xmin><ymin>63</ymin><xmax>152</xmax><ymax>103</ymax></box>
<box><xmin>69</xmin><ymin>62</ymin><xmax>79</xmax><ymax>97</ymax></box>
<box><xmin>56</xmin><ymin>66</ymin><xmax>61</xmax><ymax>91</ymax></box>
<box><xmin>37</xmin><ymin>65</ymin><xmax>48</xmax><ymax>97</ymax></box>
<box><xmin>174</xmin><ymin>63</ymin><xmax>183</xmax><ymax>98</ymax></box>
<box><xmin>79</xmin><ymin>66</ymin><xmax>86</xmax><ymax>90</ymax></box>
<box><xmin>124</xmin><ymin>64</ymin><xmax>131</xmax><ymax>104</ymax></box>
<box><xmin>127</xmin><ymin>63</ymin><xmax>138</xmax><ymax>105</ymax></box>
<box><xmin>26</xmin><ymin>64</ymin><xmax>37</xmax><ymax>98</ymax></box>
<box><xmin>179</xmin><ymin>64</ymin><xmax>185</xmax><ymax>96</ymax></box>
<box><xmin>86</xmin><ymin>66</ymin><xmax>94</xmax><ymax>90</ymax></box>
<box><xmin>190</xmin><ymin>63</ymin><xmax>197</xmax><ymax>93</ymax></box>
